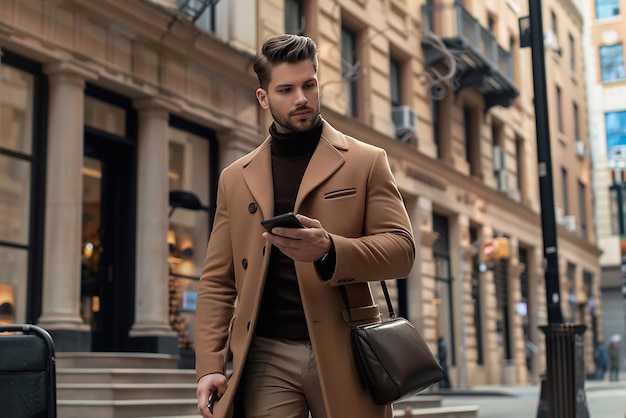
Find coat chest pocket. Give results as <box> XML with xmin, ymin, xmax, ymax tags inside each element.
<box><xmin>324</xmin><ymin>188</ymin><xmax>357</xmax><ymax>200</ymax></box>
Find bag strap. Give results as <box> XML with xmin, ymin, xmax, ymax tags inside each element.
<box><xmin>339</xmin><ymin>281</ymin><xmax>396</xmax><ymax>328</ymax></box>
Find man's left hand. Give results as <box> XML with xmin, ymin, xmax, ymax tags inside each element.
<box><xmin>262</xmin><ymin>214</ymin><xmax>331</xmax><ymax>262</ymax></box>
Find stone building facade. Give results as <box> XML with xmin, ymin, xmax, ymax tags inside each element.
<box><xmin>0</xmin><ymin>0</ymin><xmax>601</xmax><ymax>385</ymax></box>
<box><xmin>584</xmin><ymin>0</ymin><xmax>626</xmax><ymax>369</ymax></box>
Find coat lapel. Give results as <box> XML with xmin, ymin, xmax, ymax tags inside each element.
<box><xmin>243</xmin><ymin>120</ymin><xmax>349</xmax><ymax>216</ymax></box>
<box><xmin>295</xmin><ymin>120</ymin><xmax>348</xmax><ymax>209</ymax></box>
<box><xmin>242</xmin><ymin>139</ymin><xmax>274</xmax><ymax>219</ymax></box>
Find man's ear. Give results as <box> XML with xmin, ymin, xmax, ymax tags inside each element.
<box><xmin>256</xmin><ymin>88</ymin><xmax>270</xmax><ymax>110</ymax></box>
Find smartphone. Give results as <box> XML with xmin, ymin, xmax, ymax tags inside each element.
<box><xmin>261</xmin><ymin>212</ymin><xmax>305</xmax><ymax>232</ymax></box>
<box><xmin>208</xmin><ymin>390</ymin><xmax>219</xmax><ymax>414</ymax></box>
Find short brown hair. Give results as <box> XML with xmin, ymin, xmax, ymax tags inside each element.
<box><xmin>253</xmin><ymin>34</ymin><xmax>318</xmax><ymax>90</ymax></box>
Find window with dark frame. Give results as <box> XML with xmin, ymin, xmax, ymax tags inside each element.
<box><xmin>432</xmin><ymin>213</ymin><xmax>455</xmax><ymax>366</ymax></box>
<box><xmin>569</xmin><ymin>33</ymin><xmax>575</xmax><ymax>73</ymax></box>
<box><xmin>556</xmin><ymin>85</ymin><xmax>563</xmax><ymax>134</ymax></box>
<box><xmin>464</xmin><ymin>106</ymin><xmax>481</xmax><ymax>177</ymax></box>
<box><xmin>562</xmin><ymin>166</ymin><xmax>569</xmax><ymax>215</ymax></box>
<box><xmin>578</xmin><ymin>180</ymin><xmax>587</xmax><ymax>238</ymax></box>
<box><xmin>596</xmin><ymin>0</ymin><xmax>620</xmax><ymax>19</ymax></box>
<box><xmin>600</xmin><ymin>44</ymin><xmax>625</xmax><ymax>82</ymax></box>
<box><xmin>470</xmin><ymin>226</ymin><xmax>484</xmax><ymax>365</ymax></box>
<box><xmin>285</xmin><ymin>0</ymin><xmax>304</xmax><ymax>35</ymax></box>
<box><xmin>573</xmin><ymin>102</ymin><xmax>580</xmax><ymax>142</ymax></box>
<box><xmin>390</xmin><ymin>57</ymin><xmax>402</xmax><ymax>107</ymax></box>
<box><xmin>0</xmin><ymin>52</ymin><xmax>47</xmax><ymax>324</ymax></box>
<box><xmin>177</xmin><ymin>0</ymin><xmax>217</xmax><ymax>33</ymax></box>
<box><xmin>606</xmin><ymin>110</ymin><xmax>626</xmax><ymax>160</ymax></box>
<box><xmin>341</xmin><ymin>25</ymin><xmax>359</xmax><ymax>118</ymax></box>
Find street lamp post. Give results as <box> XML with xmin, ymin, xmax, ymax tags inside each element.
<box><xmin>520</xmin><ymin>1</ymin><xmax>589</xmax><ymax>417</ymax></box>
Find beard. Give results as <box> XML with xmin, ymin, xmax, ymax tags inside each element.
<box><xmin>270</xmin><ymin>104</ymin><xmax>321</xmax><ymax>133</ymax></box>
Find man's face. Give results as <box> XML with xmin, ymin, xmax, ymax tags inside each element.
<box><xmin>256</xmin><ymin>60</ymin><xmax>320</xmax><ymax>133</ymax></box>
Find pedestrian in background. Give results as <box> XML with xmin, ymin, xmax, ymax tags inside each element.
<box><xmin>609</xmin><ymin>339</ymin><xmax>620</xmax><ymax>382</ymax></box>
<box><xmin>437</xmin><ymin>336</ymin><xmax>452</xmax><ymax>389</ymax></box>
<box><xmin>595</xmin><ymin>341</ymin><xmax>608</xmax><ymax>380</ymax></box>
<box><xmin>193</xmin><ymin>34</ymin><xmax>415</xmax><ymax>418</ymax></box>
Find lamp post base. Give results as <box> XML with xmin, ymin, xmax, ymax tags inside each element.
<box><xmin>537</xmin><ymin>324</ymin><xmax>589</xmax><ymax>418</ymax></box>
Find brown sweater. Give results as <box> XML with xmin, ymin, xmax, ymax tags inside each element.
<box><xmin>254</xmin><ymin>118</ymin><xmax>322</xmax><ymax>340</ymax></box>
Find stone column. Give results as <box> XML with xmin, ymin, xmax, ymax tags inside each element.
<box><xmin>128</xmin><ymin>97</ymin><xmax>179</xmax><ymax>354</ymax></box>
<box><xmin>38</xmin><ymin>62</ymin><xmax>96</xmax><ymax>351</ymax></box>
<box><xmin>413</xmin><ymin>197</ymin><xmax>438</xmax><ymax>345</ymax></box>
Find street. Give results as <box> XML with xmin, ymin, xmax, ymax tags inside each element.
<box><xmin>440</xmin><ymin>380</ymin><xmax>626</xmax><ymax>418</ymax></box>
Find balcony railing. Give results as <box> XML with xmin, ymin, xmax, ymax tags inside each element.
<box><xmin>421</xmin><ymin>2</ymin><xmax>519</xmax><ymax>110</ymax></box>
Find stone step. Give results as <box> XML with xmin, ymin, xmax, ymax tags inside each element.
<box><xmin>396</xmin><ymin>395</ymin><xmax>444</xmax><ymax>409</ymax></box>
<box><xmin>57</xmin><ymin>399</ymin><xmax>198</xmax><ymax>418</ymax></box>
<box><xmin>57</xmin><ymin>382</ymin><xmax>196</xmax><ymax>401</ymax></box>
<box><xmin>57</xmin><ymin>368</ymin><xmax>197</xmax><ymax>385</ymax></box>
<box><xmin>394</xmin><ymin>405</ymin><xmax>479</xmax><ymax>418</ymax></box>
<box><xmin>56</xmin><ymin>352</ymin><xmax>180</xmax><ymax>369</ymax></box>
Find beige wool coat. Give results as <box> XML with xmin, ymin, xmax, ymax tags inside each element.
<box><xmin>195</xmin><ymin>119</ymin><xmax>416</xmax><ymax>418</ymax></box>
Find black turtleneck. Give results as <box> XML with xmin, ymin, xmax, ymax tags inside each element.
<box><xmin>255</xmin><ymin>117</ymin><xmax>322</xmax><ymax>340</ymax></box>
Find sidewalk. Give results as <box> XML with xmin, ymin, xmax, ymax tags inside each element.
<box><xmin>429</xmin><ymin>372</ymin><xmax>626</xmax><ymax>398</ymax></box>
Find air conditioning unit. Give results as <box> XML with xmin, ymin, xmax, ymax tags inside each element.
<box><xmin>575</xmin><ymin>140</ymin><xmax>586</xmax><ymax>158</ymax></box>
<box><xmin>555</xmin><ymin>206</ymin><xmax>564</xmax><ymax>225</ymax></box>
<box><xmin>391</xmin><ymin>106</ymin><xmax>417</xmax><ymax>142</ymax></box>
<box><xmin>508</xmin><ymin>188</ymin><xmax>521</xmax><ymax>202</ymax></box>
<box><xmin>493</xmin><ymin>145</ymin><xmax>506</xmax><ymax>172</ymax></box>
<box><xmin>544</xmin><ymin>29</ymin><xmax>562</xmax><ymax>55</ymax></box>
<box><xmin>563</xmin><ymin>215</ymin><xmax>577</xmax><ymax>232</ymax></box>
<box><xmin>497</xmin><ymin>170</ymin><xmax>508</xmax><ymax>192</ymax></box>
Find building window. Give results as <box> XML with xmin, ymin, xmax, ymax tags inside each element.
<box><xmin>0</xmin><ymin>53</ymin><xmax>46</xmax><ymax>325</ymax></box>
<box><xmin>470</xmin><ymin>226</ymin><xmax>484</xmax><ymax>365</ymax></box>
<box><xmin>573</xmin><ymin>102</ymin><xmax>580</xmax><ymax>142</ymax></box>
<box><xmin>551</xmin><ymin>10</ymin><xmax>558</xmax><ymax>42</ymax></box>
<box><xmin>518</xmin><ymin>247</ymin><xmax>532</xmax><ymax>371</ymax></box>
<box><xmin>341</xmin><ymin>26</ymin><xmax>359</xmax><ymax>118</ymax></box>
<box><xmin>606</xmin><ymin>110</ymin><xmax>626</xmax><ymax>160</ymax></box>
<box><xmin>168</xmin><ymin>117</ymin><xmax>217</xmax><ymax>351</ymax></box>
<box><xmin>177</xmin><ymin>0</ymin><xmax>217</xmax><ymax>32</ymax></box>
<box><xmin>556</xmin><ymin>85</ymin><xmax>563</xmax><ymax>134</ymax></box>
<box><xmin>569</xmin><ymin>34</ymin><xmax>575</xmax><ymax>73</ymax></box>
<box><xmin>515</xmin><ymin>135</ymin><xmax>525</xmax><ymax>201</ymax></box>
<box><xmin>566</xmin><ymin>262</ymin><xmax>576</xmax><ymax>322</ymax></box>
<box><xmin>562</xmin><ymin>167</ymin><xmax>569</xmax><ymax>215</ymax></box>
<box><xmin>390</xmin><ymin>57</ymin><xmax>402</xmax><ymax>107</ymax></box>
<box><xmin>578</xmin><ymin>180</ymin><xmax>587</xmax><ymax>238</ymax></box>
<box><xmin>494</xmin><ymin>256</ymin><xmax>512</xmax><ymax>359</ymax></box>
<box><xmin>609</xmin><ymin>186</ymin><xmax>623</xmax><ymax>235</ymax></box>
<box><xmin>596</xmin><ymin>0</ymin><xmax>620</xmax><ymax>19</ymax></box>
<box><xmin>464</xmin><ymin>106</ymin><xmax>481</xmax><ymax>177</ymax></box>
<box><xmin>600</xmin><ymin>44</ymin><xmax>626</xmax><ymax>82</ymax></box>
<box><xmin>285</xmin><ymin>0</ymin><xmax>304</xmax><ymax>35</ymax></box>
<box><xmin>492</xmin><ymin>120</ymin><xmax>507</xmax><ymax>192</ymax></box>
<box><xmin>433</xmin><ymin>213</ymin><xmax>455</xmax><ymax>366</ymax></box>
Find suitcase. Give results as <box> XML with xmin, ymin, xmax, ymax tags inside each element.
<box><xmin>0</xmin><ymin>324</ymin><xmax>57</xmax><ymax>418</ymax></box>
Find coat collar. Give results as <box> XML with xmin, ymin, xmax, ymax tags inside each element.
<box><xmin>242</xmin><ymin>119</ymin><xmax>348</xmax><ymax>218</ymax></box>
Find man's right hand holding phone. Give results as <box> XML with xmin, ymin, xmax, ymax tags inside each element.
<box><xmin>261</xmin><ymin>213</ymin><xmax>332</xmax><ymax>263</ymax></box>
<box><xmin>196</xmin><ymin>373</ymin><xmax>227</xmax><ymax>417</ymax></box>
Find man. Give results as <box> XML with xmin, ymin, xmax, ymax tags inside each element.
<box><xmin>194</xmin><ymin>34</ymin><xmax>415</xmax><ymax>418</ymax></box>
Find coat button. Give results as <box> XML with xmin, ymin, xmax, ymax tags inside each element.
<box><xmin>248</xmin><ymin>203</ymin><xmax>257</xmax><ymax>213</ymax></box>
<box><xmin>242</xmin><ymin>258</ymin><xmax>248</xmax><ymax>269</ymax></box>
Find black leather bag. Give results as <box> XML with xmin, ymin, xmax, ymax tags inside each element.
<box><xmin>341</xmin><ymin>282</ymin><xmax>444</xmax><ymax>405</ymax></box>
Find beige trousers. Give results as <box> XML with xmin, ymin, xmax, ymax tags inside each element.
<box><xmin>242</xmin><ymin>337</ymin><xmax>326</xmax><ymax>418</ymax></box>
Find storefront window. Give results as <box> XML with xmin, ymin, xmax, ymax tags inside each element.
<box><xmin>0</xmin><ymin>63</ymin><xmax>36</xmax><ymax>325</ymax></box>
<box><xmin>168</xmin><ymin>125</ymin><xmax>211</xmax><ymax>350</ymax></box>
<box><xmin>0</xmin><ymin>248</ymin><xmax>27</xmax><ymax>324</ymax></box>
